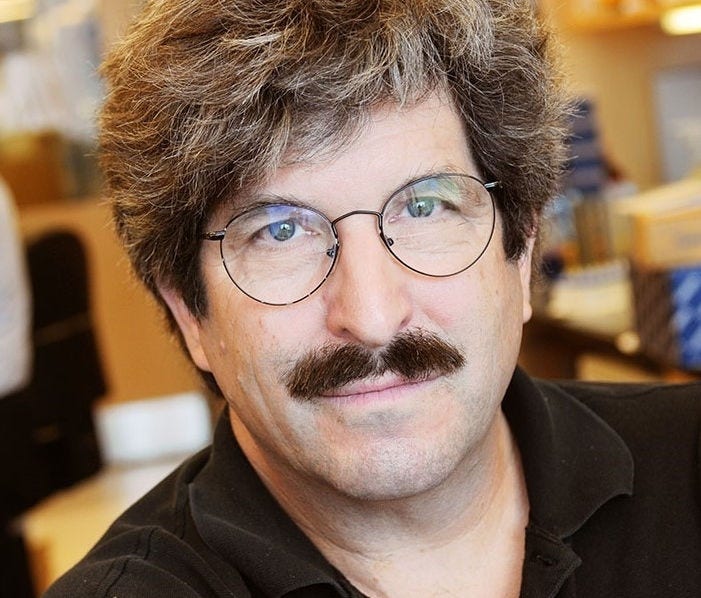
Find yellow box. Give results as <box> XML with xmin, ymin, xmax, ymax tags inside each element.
<box><xmin>631</xmin><ymin>204</ymin><xmax>701</xmax><ymax>268</ymax></box>
<box><xmin>610</xmin><ymin>178</ymin><xmax>701</xmax><ymax>269</ymax></box>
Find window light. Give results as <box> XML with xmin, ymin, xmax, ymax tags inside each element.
<box><xmin>661</xmin><ymin>4</ymin><xmax>701</xmax><ymax>35</ymax></box>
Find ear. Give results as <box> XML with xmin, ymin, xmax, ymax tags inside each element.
<box><xmin>159</xmin><ymin>286</ymin><xmax>212</xmax><ymax>372</ymax></box>
<box><xmin>517</xmin><ymin>236</ymin><xmax>536</xmax><ymax>324</ymax></box>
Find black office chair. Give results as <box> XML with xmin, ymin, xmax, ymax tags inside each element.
<box><xmin>24</xmin><ymin>229</ymin><xmax>106</xmax><ymax>496</ymax></box>
<box><xmin>0</xmin><ymin>229</ymin><xmax>107</xmax><ymax>597</ymax></box>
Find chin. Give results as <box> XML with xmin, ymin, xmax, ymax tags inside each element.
<box><xmin>316</xmin><ymin>434</ymin><xmax>471</xmax><ymax>502</ymax></box>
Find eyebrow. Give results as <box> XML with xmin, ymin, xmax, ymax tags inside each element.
<box><xmin>228</xmin><ymin>163</ymin><xmax>473</xmax><ymax>215</ymax></box>
<box><xmin>236</xmin><ymin>193</ymin><xmax>314</xmax><ymax>212</ymax></box>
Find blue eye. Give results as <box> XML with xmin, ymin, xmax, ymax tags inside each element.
<box><xmin>268</xmin><ymin>219</ymin><xmax>296</xmax><ymax>241</ymax></box>
<box><xmin>407</xmin><ymin>196</ymin><xmax>436</xmax><ymax>217</ymax></box>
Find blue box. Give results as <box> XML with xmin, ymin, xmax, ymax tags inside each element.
<box><xmin>670</xmin><ymin>267</ymin><xmax>701</xmax><ymax>368</ymax></box>
<box><xmin>631</xmin><ymin>264</ymin><xmax>701</xmax><ymax>370</ymax></box>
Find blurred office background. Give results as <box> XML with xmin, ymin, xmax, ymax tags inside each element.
<box><xmin>1</xmin><ymin>0</ymin><xmax>701</xmax><ymax>595</ymax></box>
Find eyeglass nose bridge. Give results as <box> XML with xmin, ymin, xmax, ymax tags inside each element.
<box><xmin>329</xmin><ymin>209</ymin><xmax>394</xmax><ymax>254</ymax></box>
<box><xmin>330</xmin><ymin>208</ymin><xmax>383</xmax><ymax>228</ymax></box>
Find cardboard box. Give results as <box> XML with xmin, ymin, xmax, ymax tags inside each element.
<box><xmin>610</xmin><ymin>178</ymin><xmax>701</xmax><ymax>268</ymax></box>
<box><xmin>631</xmin><ymin>204</ymin><xmax>701</xmax><ymax>268</ymax></box>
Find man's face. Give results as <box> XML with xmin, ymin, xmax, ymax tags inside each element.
<box><xmin>164</xmin><ymin>93</ymin><xmax>534</xmax><ymax>501</ymax></box>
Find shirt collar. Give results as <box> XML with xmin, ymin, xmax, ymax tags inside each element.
<box><xmin>188</xmin><ymin>415</ymin><xmax>350</xmax><ymax>597</ymax></box>
<box><xmin>503</xmin><ymin>367</ymin><xmax>634</xmax><ymax>538</ymax></box>
<box><xmin>189</xmin><ymin>367</ymin><xmax>634</xmax><ymax>596</ymax></box>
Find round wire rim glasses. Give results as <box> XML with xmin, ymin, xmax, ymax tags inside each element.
<box><xmin>202</xmin><ymin>173</ymin><xmax>500</xmax><ymax>306</ymax></box>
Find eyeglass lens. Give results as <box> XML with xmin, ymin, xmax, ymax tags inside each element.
<box><xmin>218</xmin><ymin>174</ymin><xmax>495</xmax><ymax>305</ymax></box>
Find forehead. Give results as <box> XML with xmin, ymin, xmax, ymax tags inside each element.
<box><xmin>222</xmin><ymin>93</ymin><xmax>480</xmax><ymax>218</ymax></box>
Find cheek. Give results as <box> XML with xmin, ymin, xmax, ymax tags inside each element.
<box><xmin>205</xmin><ymin>297</ymin><xmax>311</xmax><ymax>398</ymax></box>
<box><xmin>421</xmin><ymin>264</ymin><xmax>518</xmax><ymax>321</ymax></box>
<box><xmin>417</xmin><ymin>259</ymin><xmax>525</xmax><ymax>360</ymax></box>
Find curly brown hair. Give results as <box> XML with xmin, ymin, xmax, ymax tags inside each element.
<box><xmin>100</xmin><ymin>0</ymin><xmax>570</xmax><ymax>322</ymax></box>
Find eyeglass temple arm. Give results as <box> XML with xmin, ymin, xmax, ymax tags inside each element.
<box><xmin>202</xmin><ymin>230</ymin><xmax>225</xmax><ymax>241</ymax></box>
<box><xmin>484</xmin><ymin>181</ymin><xmax>501</xmax><ymax>191</ymax></box>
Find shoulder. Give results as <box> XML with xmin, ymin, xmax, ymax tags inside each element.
<box><xmin>532</xmin><ymin>379</ymin><xmax>701</xmax><ymax>593</ymax></box>
<box><xmin>44</xmin><ymin>450</ymin><xmax>251</xmax><ymax>598</ymax></box>
<box><xmin>45</xmin><ymin>526</ymin><xmax>250</xmax><ymax>597</ymax></box>
<box><xmin>44</xmin><ymin>527</ymin><xmax>223</xmax><ymax>598</ymax></box>
<box><xmin>540</xmin><ymin>377</ymin><xmax>701</xmax><ymax>429</ymax></box>
<box><xmin>536</xmin><ymin>377</ymin><xmax>701</xmax><ymax>478</ymax></box>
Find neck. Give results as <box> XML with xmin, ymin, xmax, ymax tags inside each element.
<box><xmin>234</xmin><ymin>409</ymin><xmax>529</xmax><ymax>597</ymax></box>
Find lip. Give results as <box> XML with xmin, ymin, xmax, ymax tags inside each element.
<box><xmin>319</xmin><ymin>373</ymin><xmax>439</xmax><ymax>404</ymax></box>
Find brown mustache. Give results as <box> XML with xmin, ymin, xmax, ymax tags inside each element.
<box><xmin>284</xmin><ymin>329</ymin><xmax>465</xmax><ymax>400</ymax></box>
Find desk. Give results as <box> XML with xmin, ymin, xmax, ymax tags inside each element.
<box><xmin>21</xmin><ymin>459</ymin><xmax>182</xmax><ymax>594</ymax></box>
<box><xmin>520</xmin><ymin>312</ymin><xmax>700</xmax><ymax>382</ymax></box>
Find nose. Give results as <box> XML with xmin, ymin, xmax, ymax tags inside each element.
<box><xmin>322</xmin><ymin>213</ymin><xmax>413</xmax><ymax>348</ymax></box>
